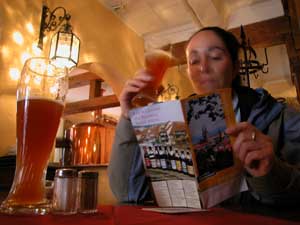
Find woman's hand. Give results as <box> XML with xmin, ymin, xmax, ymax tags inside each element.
<box><xmin>119</xmin><ymin>69</ymin><xmax>153</xmax><ymax>119</ymax></box>
<box><xmin>226</xmin><ymin>122</ymin><xmax>275</xmax><ymax>177</ymax></box>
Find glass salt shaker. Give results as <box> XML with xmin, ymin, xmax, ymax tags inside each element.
<box><xmin>77</xmin><ymin>170</ymin><xmax>99</xmax><ymax>214</ymax></box>
<box><xmin>52</xmin><ymin>168</ymin><xmax>77</xmax><ymax>215</ymax></box>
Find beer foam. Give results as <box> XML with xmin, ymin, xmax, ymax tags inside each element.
<box><xmin>145</xmin><ymin>49</ymin><xmax>172</xmax><ymax>59</ymax></box>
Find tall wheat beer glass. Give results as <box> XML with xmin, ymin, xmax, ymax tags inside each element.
<box><xmin>0</xmin><ymin>57</ymin><xmax>68</xmax><ymax>214</ymax></box>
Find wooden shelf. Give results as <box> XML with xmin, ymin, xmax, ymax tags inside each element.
<box><xmin>64</xmin><ymin>95</ymin><xmax>120</xmax><ymax>115</ymax></box>
<box><xmin>68</xmin><ymin>71</ymin><xmax>104</xmax><ymax>89</ymax></box>
<box><xmin>65</xmin><ymin>70</ymin><xmax>120</xmax><ymax>115</ymax></box>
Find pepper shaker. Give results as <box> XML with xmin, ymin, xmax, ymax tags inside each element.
<box><xmin>52</xmin><ymin>168</ymin><xmax>77</xmax><ymax>215</ymax></box>
<box><xmin>77</xmin><ymin>170</ymin><xmax>99</xmax><ymax>214</ymax></box>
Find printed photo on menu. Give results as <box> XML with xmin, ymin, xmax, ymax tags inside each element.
<box><xmin>183</xmin><ymin>93</ymin><xmax>234</xmax><ymax>182</ymax></box>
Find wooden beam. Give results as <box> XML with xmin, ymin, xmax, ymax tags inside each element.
<box><xmin>167</xmin><ymin>16</ymin><xmax>291</xmax><ymax>65</ymax></box>
<box><xmin>89</xmin><ymin>80</ymin><xmax>103</xmax><ymax>118</ymax></box>
<box><xmin>229</xmin><ymin>16</ymin><xmax>290</xmax><ymax>48</ymax></box>
<box><xmin>285</xmin><ymin>0</ymin><xmax>300</xmax><ymax>50</ymax></box>
<box><xmin>68</xmin><ymin>72</ymin><xmax>103</xmax><ymax>89</ymax></box>
<box><xmin>282</xmin><ymin>0</ymin><xmax>300</xmax><ymax>101</ymax></box>
<box><xmin>162</xmin><ymin>42</ymin><xmax>187</xmax><ymax>65</ymax></box>
<box><xmin>285</xmin><ymin>35</ymin><xmax>300</xmax><ymax>99</ymax></box>
<box><xmin>295</xmin><ymin>0</ymin><xmax>300</xmax><ymax>30</ymax></box>
<box><xmin>64</xmin><ymin>95</ymin><xmax>120</xmax><ymax>115</ymax></box>
<box><xmin>291</xmin><ymin>58</ymin><xmax>300</xmax><ymax>102</ymax></box>
<box><xmin>285</xmin><ymin>36</ymin><xmax>300</xmax><ymax>59</ymax></box>
<box><xmin>89</xmin><ymin>80</ymin><xmax>102</xmax><ymax>99</ymax></box>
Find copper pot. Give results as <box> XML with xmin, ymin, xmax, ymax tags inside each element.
<box><xmin>69</xmin><ymin>122</ymin><xmax>103</xmax><ymax>165</ymax></box>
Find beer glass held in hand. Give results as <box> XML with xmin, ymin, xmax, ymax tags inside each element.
<box><xmin>0</xmin><ymin>57</ymin><xmax>68</xmax><ymax>215</ymax></box>
<box><xmin>132</xmin><ymin>49</ymin><xmax>172</xmax><ymax>106</ymax></box>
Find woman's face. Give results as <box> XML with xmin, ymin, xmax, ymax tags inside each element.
<box><xmin>186</xmin><ymin>30</ymin><xmax>237</xmax><ymax>94</ymax></box>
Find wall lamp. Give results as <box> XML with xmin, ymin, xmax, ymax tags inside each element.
<box><xmin>38</xmin><ymin>4</ymin><xmax>80</xmax><ymax>68</ymax></box>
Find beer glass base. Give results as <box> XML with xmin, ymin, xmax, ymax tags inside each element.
<box><xmin>51</xmin><ymin>210</ymin><xmax>77</xmax><ymax>215</ymax></box>
<box><xmin>78</xmin><ymin>208</ymin><xmax>98</xmax><ymax>214</ymax></box>
<box><xmin>0</xmin><ymin>202</ymin><xmax>51</xmax><ymax>215</ymax></box>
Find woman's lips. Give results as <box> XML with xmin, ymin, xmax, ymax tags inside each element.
<box><xmin>200</xmin><ymin>79</ymin><xmax>215</xmax><ymax>85</ymax></box>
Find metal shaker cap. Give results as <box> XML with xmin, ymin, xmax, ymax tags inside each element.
<box><xmin>55</xmin><ymin>168</ymin><xmax>77</xmax><ymax>178</ymax></box>
<box><xmin>78</xmin><ymin>170</ymin><xmax>98</xmax><ymax>178</ymax></box>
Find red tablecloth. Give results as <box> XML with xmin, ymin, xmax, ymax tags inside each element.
<box><xmin>0</xmin><ymin>205</ymin><xmax>298</xmax><ymax>225</ymax></box>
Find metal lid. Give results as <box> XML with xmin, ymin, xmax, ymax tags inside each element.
<box><xmin>78</xmin><ymin>170</ymin><xmax>99</xmax><ymax>178</ymax></box>
<box><xmin>55</xmin><ymin>168</ymin><xmax>77</xmax><ymax>178</ymax></box>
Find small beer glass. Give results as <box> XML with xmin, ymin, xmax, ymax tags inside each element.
<box><xmin>132</xmin><ymin>49</ymin><xmax>172</xmax><ymax>106</ymax></box>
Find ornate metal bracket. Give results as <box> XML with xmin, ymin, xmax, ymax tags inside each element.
<box><xmin>239</xmin><ymin>25</ymin><xmax>269</xmax><ymax>85</ymax></box>
<box><xmin>38</xmin><ymin>5</ymin><xmax>72</xmax><ymax>50</ymax></box>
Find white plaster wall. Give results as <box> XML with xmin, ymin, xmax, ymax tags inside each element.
<box><xmin>250</xmin><ymin>45</ymin><xmax>297</xmax><ymax>98</ymax></box>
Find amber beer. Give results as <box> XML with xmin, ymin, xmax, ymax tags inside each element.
<box><xmin>4</xmin><ymin>98</ymin><xmax>64</xmax><ymax>204</ymax></box>
<box><xmin>132</xmin><ymin>49</ymin><xmax>172</xmax><ymax>106</ymax></box>
<box><xmin>144</xmin><ymin>49</ymin><xmax>172</xmax><ymax>88</ymax></box>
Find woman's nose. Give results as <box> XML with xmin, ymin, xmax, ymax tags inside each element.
<box><xmin>199</xmin><ymin>58</ymin><xmax>209</xmax><ymax>72</ymax></box>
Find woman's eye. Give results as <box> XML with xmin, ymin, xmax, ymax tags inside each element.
<box><xmin>189</xmin><ymin>59</ymin><xmax>200</xmax><ymax>65</ymax></box>
<box><xmin>210</xmin><ymin>55</ymin><xmax>222</xmax><ymax>60</ymax></box>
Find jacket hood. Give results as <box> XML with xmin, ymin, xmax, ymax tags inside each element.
<box><xmin>248</xmin><ymin>88</ymin><xmax>284</xmax><ymax>131</ymax></box>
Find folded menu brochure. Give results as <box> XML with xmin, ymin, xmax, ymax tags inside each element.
<box><xmin>129</xmin><ymin>88</ymin><xmax>248</xmax><ymax>209</ymax></box>
<box><xmin>142</xmin><ymin>207</ymin><xmax>208</xmax><ymax>214</ymax></box>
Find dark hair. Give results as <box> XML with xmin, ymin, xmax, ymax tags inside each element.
<box><xmin>186</xmin><ymin>27</ymin><xmax>241</xmax><ymax>87</ymax></box>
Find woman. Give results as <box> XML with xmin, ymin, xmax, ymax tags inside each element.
<box><xmin>108</xmin><ymin>27</ymin><xmax>300</xmax><ymax>206</ymax></box>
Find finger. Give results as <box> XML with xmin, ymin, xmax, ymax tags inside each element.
<box><xmin>235</xmin><ymin>140</ymin><xmax>259</xmax><ymax>164</ymax></box>
<box><xmin>226</xmin><ymin>122</ymin><xmax>252</xmax><ymax>136</ymax></box>
<box><xmin>232</xmin><ymin>130</ymin><xmax>257</xmax><ymax>153</ymax></box>
<box><xmin>126</xmin><ymin>77</ymin><xmax>150</xmax><ymax>88</ymax></box>
<box><xmin>244</xmin><ymin>150</ymin><xmax>268</xmax><ymax>169</ymax></box>
<box><xmin>121</xmin><ymin>71</ymin><xmax>156</xmax><ymax>100</ymax></box>
<box><xmin>133</xmin><ymin>69</ymin><xmax>154</xmax><ymax>82</ymax></box>
<box><xmin>124</xmin><ymin>85</ymin><xmax>142</xmax><ymax>95</ymax></box>
<box><xmin>120</xmin><ymin>86</ymin><xmax>144</xmax><ymax>104</ymax></box>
